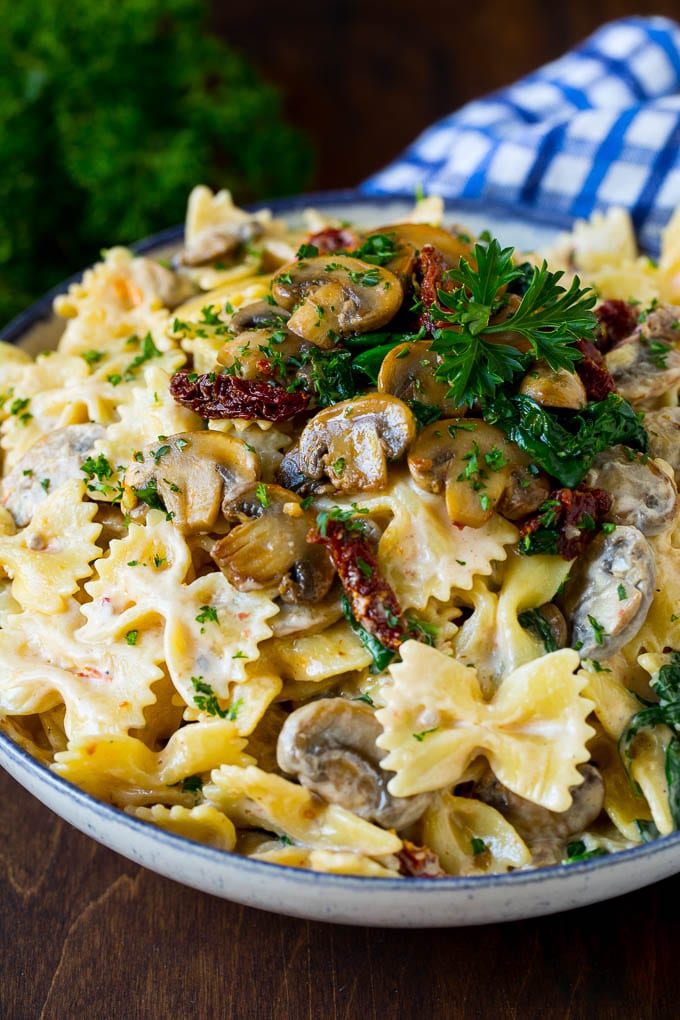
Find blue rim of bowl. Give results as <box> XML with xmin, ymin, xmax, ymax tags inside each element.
<box><xmin>1</xmin><ymin>188</ymin><xmax>678</xmax><ymax>893</ymax></box>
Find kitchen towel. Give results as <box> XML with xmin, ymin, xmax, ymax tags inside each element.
<box><xmin>361</xmin><ymin>16</ymin><xmax>680</xmax><ymax>251</ymax></box>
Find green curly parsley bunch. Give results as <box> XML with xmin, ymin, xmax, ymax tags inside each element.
<box><xmin>0</xmin><ymin>0</ymin><xmax>313</xmax><ymax>325</ymax></box>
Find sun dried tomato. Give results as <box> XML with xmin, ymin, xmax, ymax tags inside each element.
<box><xmin>595</xmin><ymin>299</ymin><xmax>639</xmax><ymax>352</ymax></box>
<box><xmin>397</xmin><ymin>840</ymin><xmax>446</xmax><ymax>878</ymax></box>
<box><xmin>169</xmin><ymin>371</ymin><xmax>309</xmax><ymax>422</ymax></box>
<box><xmin>306</xmin><ymin>227</ymin><xmax>360</xmax><ymax>254</ymax></box>
<box><xmin>310</xmin><ymin>518</ymin><xmax>408</xmax><ymax>650</ymax></box>
<box><xmin>416</xmin><ymin>243</ymin><xmax>454</xmax><ymax>332</ymax></box>
<box><xmin>575</xmin><ymin>338</ymin><xmax>617</xmax><ymax>401</ymax></box>
<box><xmin>519</xmin><ymin>486</ymin><xmax>612</xmax><ymax>560</ymax></box>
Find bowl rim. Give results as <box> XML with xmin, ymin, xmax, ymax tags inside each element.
<box><xmin>1</xmin><ymin>187</ymin><xmax>677</xmax><ymax>895</ymax></box>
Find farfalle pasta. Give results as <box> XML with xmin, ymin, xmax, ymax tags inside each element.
<box><xmin>1</xmin><ymin>188</ymin><xmax>680</xmax><ymax>879</ymax></box>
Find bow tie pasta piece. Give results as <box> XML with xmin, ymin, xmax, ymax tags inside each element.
<box><xmin>248</xmin><ymin>846</ymin><xmax>401</xmax><ymax>877</ymax></box>
<box><xmin>1</xmin><ymin>354</ymin><xmax>92</xmax><ymax>467</ymax></box>
<box><xmin>54</xmin><ymin>720</ymin><xmax>251</xmax><ymax>805</ymax></box>
<box><xmin>420</xmin><ymin>792</ymin><xmax>531</xmax><ymax>876</ymax></box>
<box><xmin>495</xmin><ymin>553</ymin><xmax>574</xmax><ymax>675</ymax></box>
<box><xmin>582</xmin><ymin>661</ymin><xmax>674</xmax><ymax>835</ymax></box>
<box><xmin>325</xmin><ymin>473</ymin><xmax>518</xmax><ymax>611</ymax></box>
<box><xmin>263</xmin><ymin>621</ymin><xmax>372</xmax><ymax>687</ymax></box>
<box><xmin>129</xmin><ymin>804</ymin><xmax>237</xmax><ymax>851</ymax></box>
<box><xmin>205</xmin><ymin>765</ymin><xmax>402</xmax><ymax>856</ymax></box>
<box><xmin>0</xmin><ymin>479</ymin><xmax>102</xmax><ymax>613</ymax></box>
<box><xmin>0</xmin><ymin>601</ymin><xmax>163</xmax><ymax>739</ymax></box>
<box><xmin>587</xmin><ymin>728</ymin><xmax>655</xmax><ymax>842</ymax></box>
<box><xmin>376</xmin><ymin>642</ymin><xmax>594</xmax><ymax>812</ymax></box>
<box><xmin>94</xmin><ymin>363</ymin><xmax>202</xmax><ymax>470</ymax></box>
<box><xmin>79</xmin><ymin>511</ymin><xmax>279</xmax><ymax>709</ymax></box>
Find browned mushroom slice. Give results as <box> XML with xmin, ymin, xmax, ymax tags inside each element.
<box><xmin>228</xmin><ymin>300</ymin><xmax>291</xmax><ymax>333</ymax></box>
<box><xmin>1</xmin><ymin>424</ymin><xmax>106</xmax><ymax>527</ymax></box>
<box><xmin>377</xmin><ymin>341</ymin><xmax>463</xmax><ymax>418</ymax></box>
<box><xmin>213</xmin><ymin>484</ymin><xmax>334</xmax><ymax>601</ymax></box>
<box><xmin>269</xmin><ymin>590</ymin><xmax>344</xmax><ymax>638</ymax></box>
<box><xmin>122</xmin><ymin>432</ymin><xmax>259</xmax><ymax>533</ymax></box>
<box><xmin>275</xmin><ymin>441</ymin><xmax>332</xmax><ymax>496</ymax></box>
<box><xmin>583</xmin><ymin>445</ymin><xmax>677</xmax><ymax>535</ymax></box>
<box><xmin>180</xmin><ymin>220</ymin><xmax>265</xmax><ymax>267</ymax></box>
<box><xmin>408</xmin><ymin>419</ymin><xmax>548</xmax><ymax>528</ymax></box>
<box><xmin>362</xmin><ymin>222</ymin><xmax>474</xmax><ymax>277</ymax></box>
<box><xmin>298</xmin><ymin>394</ymin><xmax>416</xmax><ymax>491</ymax></box>
<box><xmin>519</xmin><ymin>360</ymin><xmax>587</xmax><ymax>410</ymax></box>
<box><xmin>560</xmin><ymin>525</ymin><xmax>656</xmax><ymax>660</ymax></box>
<box><xmin>217</xmin><ymin>329</ymin><xmax>303</xmax><ymax>382</ymax></box>
<box><xmin>271</xmin><ymin>255</ymin><xmax>403</xmax><ymax>347</ymax></box>
<box><xmin>605</xmin><ymin>303</ymin><xmax>680</xmax><ymax>403</ymax></box>
<box><xmin>470</xmin><ymin>765</ymin><xmax>605</xmax><ymax>867</ymax></box>
<box><xmin>277</xmin><ymin>698</ymin><xmax>431</xmax><ymax>829</ymax></box>
<box><xmin>644</xmin><ymin>406</ymin><xmax>680</xmax><ymax>481</ymax></box>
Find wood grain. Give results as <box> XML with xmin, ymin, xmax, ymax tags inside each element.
<box><xmin>1</xmin><ymin>767</ymin><xmax>678</xmax><ymax>1020</ymax></box>
<box><xmin>213</xmin><ymin>0</ymin><xmax>680</xmax><ymax>190</ymax></box>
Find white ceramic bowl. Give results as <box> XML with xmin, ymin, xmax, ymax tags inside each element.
<box><xmin>1</xmin><ymin>192</ymin><xmax>678</xmax><ymax>927</ymax></box>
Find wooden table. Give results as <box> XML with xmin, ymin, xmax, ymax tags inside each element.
<box><xmin>1</xmin><ymin>768</ymin><xmax>677</xmax><ymax>1019</ymax></box>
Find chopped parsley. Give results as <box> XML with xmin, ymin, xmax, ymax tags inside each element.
<box><xmin>412</xmin><ymin>727</ymin><xmax>439</xmax><ymax>742</ymax></box>
<box><xmin>316</xmin><ymin>503</ymin><xmax>369</xmax><ymax>537</ymax></box>
<box><xmin>191</xmin><ymin>676</ymin><xmax>227</xmax><ymax>718</ymax></box>
<box><xmin>125</xmin><ymin>630</ymin><xmax>138</xmax><ymax>646</ymax></box>
<box><xmin>255</xmin><ymin>482</ymin><xmax>269</xmax><ymax>508</ymax></box>
<box><xmin>196</xmin><ymin>605</ymin><xmax>219</xmax><ymax>626</ymax></box>
<box><xmin>132</xmin><ymin>478</ymin><xmax>165</xmax><ymax>511</ymax></box>
<box><xmin>123</xmin><ymin>332</ymin><xmax>162</xmax><ymax>380</ymax></box>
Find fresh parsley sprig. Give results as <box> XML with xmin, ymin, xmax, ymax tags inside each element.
<box><xmin>430</xmin><ymin>239</ymin><xmax>597</xmax><ymax>406</ymax></box>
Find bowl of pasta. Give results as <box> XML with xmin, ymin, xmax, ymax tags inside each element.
<box><xmin>1</xmin><ymin>189</ymin><xmax>679</xmax><ymax>927</ymax></box>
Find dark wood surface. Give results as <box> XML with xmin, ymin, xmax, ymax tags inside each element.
<box><xmin>1</xmin><ymin>765</ymin><xmax>678</xmax><ymax>1020</ymax></box>
<box><xmin>214</xmin><ymin>0</ymin><xmax>680</xmax><ymax>191</ymax></box>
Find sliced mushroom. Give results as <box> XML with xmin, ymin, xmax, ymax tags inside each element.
<box><xmin>583</xmin><ymin>445</ymin><xmax>677</xmax><ymax>535</ymax></box>
<box><xmin>298</xmin><ymin>394</ymin><xmax>416</xmax><ymax>491</ymax></box>
<box><xmin>377</xmin><ymin>341</ymin><xmax>462</xmax><ymax>417</ymax></box>
<box><xmin>644</xmin><ymin>406</ymin><xmax>680</xmax><ymax>481</ymax></box>
<box><xmin>212</xmin><ymin>484</ymin><xmax>335</xmax><ymax>601</ymax></box>
<box><xmin>271</xmin><ymin>255</ymin><xmax>403</xmax><ymax>347</ymax></box>
<box><xmin>216</xmin><ymin>327</ymin><xmax>304</xmax><ymax>382</ymax></box>
<box><xmin>560</xmin><ymin>525</ymin><xmax>656</xmax><ymax>660</ymax></box>
<box><xmin>277</xmin><ymin>698</ymin><xmax>431</xmax><ymax>829</ymax></box>
<box><xmin>122</xmin><ymin>431</ymin><xmax>259</xmax><ymax>533</ymax></box>
<box><xmin>129</xmin><ymin>256</ymin><xmax>197</xmax><ymax>309</ymax></box>
<box><xmin>180</xmin><ymin>220</ymin><xmax>265</xmax><ymax>267</ymax></box>
<box><xmin>408</xmin><ymin>419</ymin><xmax>549</xmax><ymax>528</ymax></box>
<box><xmin>519</xmin><ymin>361</ymin><xmax>587</xmax><ymax>409</ymax></box>
<box><xmin>228</xmin><ymin>300</ymin><xmax>291</xmax><ymax>333</ymax></box>
<box><xmin>275</xmin><ymin>440</ymin><xmax>332</xmax><ymax>496</ymax></box>
<box><xmin>269</xmin><ymin>590</ymin><xmax>344</xmax><ymax>638</ymax></box>
<box><xmin>605</xmin><ymin>304</ymin><xmax>680</xmax><ymax>404</ymax></box>
<box><xmin>1</xmin><ymin>424</ymin><xmax>105</xmax><ymax>526</ymax></box>
<box><xmin>363</xmin><ymin>222</ymin><xmax>473</xmax><ymax>277</ymax></box>
<box><xmin>470</xmin><ymin>764</ymin><xmax>605</xmax><ymax>867</ymax></box>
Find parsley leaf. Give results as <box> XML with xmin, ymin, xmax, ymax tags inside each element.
<box><xmin>430</xmin><ymin>239</ymin><xmax>596</xmax><ymax>406</ymax></box>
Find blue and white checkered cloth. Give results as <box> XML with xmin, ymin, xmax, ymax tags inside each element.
<box><xmin>360</xmin><ymin>16</ymin><xmax>680</xmax><ymax>252</ymax></box>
